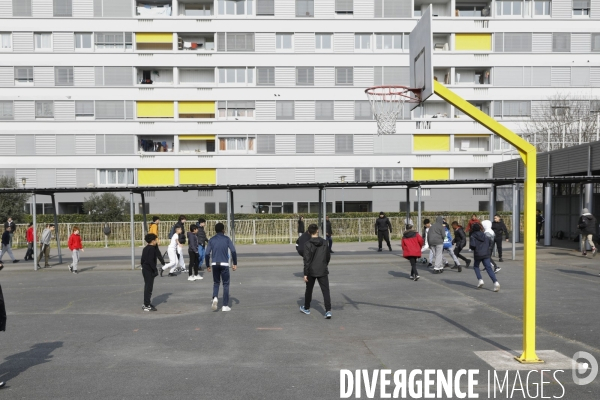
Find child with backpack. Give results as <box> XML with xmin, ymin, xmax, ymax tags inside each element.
<box><xmin>67</xmin><ymin>226</ymin><xmax>84</xmax><ymax>274</ymax></box>
<box><xmin>401</xmin><ymin>224</ymin><xmax>424</xmax><ymax>281</ymax></box>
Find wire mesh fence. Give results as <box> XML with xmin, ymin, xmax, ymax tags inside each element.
<box><xmin>11</xmin><ymin>215</ymin><xmax>521</xmax><ymax>248</ymax></box>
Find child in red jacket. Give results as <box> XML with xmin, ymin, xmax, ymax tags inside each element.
<box><xmin>401</xmin><ymin>224</ymin><xmax>424</xmax><ymax>281</ymax></box>
<box><xmin>67</xmin><ymin>226</ymin><xmax>84</xmax><ymax>274</ymax></box>
<box><xmin>25</xmin><ymin>223</ymin><xmax>34</xmax><ymax>261</ymax></box>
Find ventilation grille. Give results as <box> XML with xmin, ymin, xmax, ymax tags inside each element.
<box><xmin>197</xmin><ymin>155</ymin><xmax>214</xmax><ymax>159</ymax></box>
<box><xmin>197</xmin><ymin>53</ymin><xmax>212</xmax><ymax>57</ymax></box>
<box><xmin>138</xmin><ymin>54</ymin><xmax>154</xmax><ymax>57</ymax></box>
<box><xmin>473</xmin><ymin>155</ymin><xmax>488</xmax><ymax>162</ymax></box>
<box><xmin>145</xmin><ymin>191</ymin><xmax>155</xmax><ymax>197</ymax></box>
<box><xmin>473</xmin><ymin>88</ymin><xmax>488</xmax><ymax>95</ymax></box>
<box><xmin>196</xmin><ymin>88</ymin><xmax>212</xmax><ymax>91</ymax></box>
<box><xmin>473</xmin><ymin>188</ymin><xmax>488</xmax><ymax>196</ymax></box>
<box><xmin>139</xmin><ymin>19</ymin><xmax>153</xmax><ymax>23</ymax></box>
<box><xmin>416</xmin><ymin>155</ymin><xmax>431</xmax><ymax>160</ymax></box>
<box><xmin>140</xmin><ymin>154</ymin><xmax>156</xmax><ymax>159</ymax></box>
<box><xmin>196</xmin><ymin>19</ymin><xmax>212</xmax><ymax>23</ymax></box>
<box><xmin>197</xmin><ymin>121</ymin><xmax>212</xmax><ymax>125</ymax></box>
<box><xmin>139</xmin><ymin>88</ymin><xmax>154</xmax><ymax>91</ymax></box>
<box><xmin>139</xmin><ymin>122</ymin><xmax>154</xmax><ymax>125</ymax></box>
<box><xmin>416</xmin><ymin>121</ymin><xmax>432</xmax><ymax>129</ymax></box>
<box><xmin>198</xmin><ymin>189</ymin><xmax>213</xmax><ymax>197</ymax></box>
<box><xmin>474</xmin><ymin>54</ymin><xmax>489</xmax><ymax>61</ymax></box>
<box><xmin>421</xmin><ymin>188</ymin><xmax>431</xmax><ymax>197</ymax></box>
<box><xmin>474</xmin><ymin>20</ymin><xmax>489</xmax><ymax>29</ymax></box>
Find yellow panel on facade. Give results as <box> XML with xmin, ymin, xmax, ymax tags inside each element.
<box><xmin>138</xmin><ymin>169</ymin><xmax>175</xmax><ymax>186</ymax></box>
<box><xmin>179</xmin><ymin>169</ymin><xmax>217</xmax><ymax>185</ymax></box>
<box><xmin>136</xmin><ymin>33</ymin><xmax>173</xmax><ymax>43</ymax></box>
<box><xmin>455</xmin><ymin>34</ymin><xmax>492</xmax><ymax>51</ymax></box>
<box><xmin>413</xmin><ymin>168</ymin><xmax>450</xmax><ymax>181</ymax></box>
<box><xmin>179</xmin><ymin>102</ymin><xmax>215</xmax><ymax>114</ymax></box>
<box><xmin>137</xmin><ymin>102</ymin><xmax>174</xmax><ymax>118</ymax></box>
<box><xmin>413</xmin><ymin>135</ymin><xmax>450</xmax><ymax>151</ymax></box>
<box><xmin>179</xmin><ymin>135</ymin><xmax>215</xmax><ymax>141</ymax></box>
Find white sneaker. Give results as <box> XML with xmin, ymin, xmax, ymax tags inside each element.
<box><xmin>211</xmin><ymin>297</ymin><xmax>218</xmax><ymax>311</ymax></box>
<box><xmin>194</xmin><ymin>275</ymin><xmax>203</xmax><ymax>280</ymax></box>
<box><xmin>477</xmin><ymin>279</ymin><xmax>484</xmax><ymax>289</ymax></box>
<box><xmin>494</xmin><ymin>282</ymin><xmax>500</xmax><ymax>292</ymax></box>
<box><xmin>222</xmin><ymin>306</ymin><xmax>231</xmax><ymax>312</ymax></box>
<box><xmin>188</xmin><ymin>276</ymin><xmax>195</xmax><ymax>281</ymax></box>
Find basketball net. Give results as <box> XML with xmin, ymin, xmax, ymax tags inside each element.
<box><xmin>365</xmin><ymin>86</ymin><xmax>420</xmax><ymax>135</ymax></box>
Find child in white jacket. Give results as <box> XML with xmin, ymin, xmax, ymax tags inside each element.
<box><xmin>161</xmin><ymin>225</ymin><xmax>185</xmax><ymax>276</ymax></box>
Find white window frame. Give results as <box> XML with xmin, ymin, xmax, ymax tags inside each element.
<box><xmin>98</xmin><ymin>169</ymin><xmax>135</xmax><ymax>186</ymax></box>
<box><xmin>35</xmin><ymin>101</ymin><xmax>54</xmax><ymax>119</ymax></box>
<box><xmin>354</xmin><ymin>33</ymin><xmax>372</xmax><ymax>51</ymax></box>
<box><xmin>15</xmin><ymin>67</ymin><xmax>34</xmax><ymax>85</ymax></box>
<box><xmin>218</xmin><ymin>67</ymin><xmax>253</xmax><ymax>86</ymax></box>
<box><xmin>75</xmin><ymin>33</ymin><xmax>93</xmax><ymax>51</ymax></box>
<box><xmin>218</xmin><ymin>102</ymin><xmax>255</xmax><ymax>120</ymax></box>
<box><xmin>276</xmin><ymin>33</ymin><xmax>293</xmax><ymax>51</ymax></box>
<box><xmin>34</xmin><ymin>33</ymin><xmax>52</xmax><ymax>51</ymax></box>
<box><xmin>217</xmin><ymin>0</ymin><xmax>253</xmax><ymax>16</ymax></box>
<box><xmin>315</xmin><ymin>33</ymin><xmax>332</xmax><ymax>51</ymax></box>
<box><xmin>533</xmin><ymin>0</ymin><xmax>551</xmax><ymax>15</ymax></box>
<box><xmin>572</xmin><ymin>3</ymin><xmax>590</xmax><ymax>16</ymax></box>
<box><xmin>496</xmin><ymin>0</ymin><xmax>524</xmax><ymax>16</ymax></box>
<box><xmin>375</xmin><ymin>33</ymin><xmax>403</xmax><ymax>51</ymax></box>
<box><xmin>0</xmin><ymin>33</ymin><xmax>12</xmax><ymax>51</ymax></box>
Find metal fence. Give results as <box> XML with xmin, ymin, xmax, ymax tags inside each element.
<box><xmin>11</xmin><ymin>215</ymin><xmax>520</xmax><ymax>248</ymax></box>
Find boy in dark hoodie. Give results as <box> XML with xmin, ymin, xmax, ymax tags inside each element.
<box><xmin>187</xmin><ymin>225</ymin><xmax>202</xmax><ymax>281</ymax></box>
<box><xmin>375</xmin><ymin>212</ymin><xmax>393</xmax><ymax>252</ymax></box>
<box><xmin>469</xmin><ymin>223</ymin><xmax>500</xmax><ymax>292</ymax></box>
<box><xmin>196</xmin><ymin>219</ymin><xmax>208</xmax><ymax>272</ymax></box>
<box><xmin>451</xmin><ymin>221</ymin><xmax>471</xmax><ymax>269</ymax></box>
<box><xmin>300</xmin><ymin>224</ymin><xmax>332</xmax><ymax>319</ymax></box>
<box><xmin>141</xmin><ymin>234</ymin><xmax>162</xmax><ymax>311</ymax></box>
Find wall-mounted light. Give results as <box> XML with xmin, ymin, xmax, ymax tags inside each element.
<box><xmin>21</xmin><ymin>177</ymin><xmax>27</xmax><ymax>187</ymax></box>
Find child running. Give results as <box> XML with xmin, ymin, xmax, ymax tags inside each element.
<box><xmin>401</xmin><ymin>224</ymin><xmax>424</xmax><ymax>281</ymax></box>
<box><xmin>161</xmin><ymin>225</ymin><xmax>185</xmax><ymax>277</ymax></box>
<box><xmin>67</xmin><ymin>226</ymin><xmax>83</xmax><ymax>274</ymax></box>
<box><xmin>469</xmin><ymin>223</ymin><xmax>500</xmax><ymax>292</ymax></box>
<box><xmin>141</xmin><ymin>234</ymin><xmax>161</xmax><ymax>312</ymax></box>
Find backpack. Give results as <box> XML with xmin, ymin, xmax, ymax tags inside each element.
<box><xmin>556</xmin><ymin>230</ymin><xmax>564</xmax><ymax>239</ymax></box>
<box><xmin>103</xmin><ymin>224</ymin><xmax>111</xmax><ymax>235</ymax></box>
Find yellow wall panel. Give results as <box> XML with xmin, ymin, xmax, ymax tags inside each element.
<box><xmin>179</xmin><ymin>169</ymin><xmax>217</xmax><ymax>185</ymax></box>
<box><xmin>179</xmin><ymin>135</ymin><xmax>215</xmax><ymax>141</ymax></box>
<box><xmin>413</xmin><ymin>168</ymin><xmax>450</xmax><ymax>181</ymax></box>
<box><xmin>136</xmin><ymin>33</ymin><xmax>173</xmax><ymax>43</ymax></box>
<box><xmin>138</xmin><ymin>169</ymin><xmax>175</xmax><ymax>186</ymax></box>
<box><xmin>455</xmin><ymin>34</ymin><xmax>492</xmax><ymax>51</ymax></box>
<box><xmin>137</xmin><ymin>101</ymin><xmax>174</xmax><ymax>118</ymax></box>
<box><xmin>413</xmin><ymin>135</ymin><xmax>450</xmax><ymax>151</ymax></box>
<box><xmin>178</xmin><ymin>102</ymin><xmax>215</xmax><ymax>114</ymax></box>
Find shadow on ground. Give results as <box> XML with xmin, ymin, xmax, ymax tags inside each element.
<box><xmin>0</xmin><ymin>342</ymin><xmax>63</xmax><ymax>386</ymax></box>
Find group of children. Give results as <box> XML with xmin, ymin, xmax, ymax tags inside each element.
<box><xmin>402</xmin><ymin>216</ymin><xmax>501</xmax><ymax>292</ymax></box>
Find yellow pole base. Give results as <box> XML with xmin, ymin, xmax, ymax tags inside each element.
<box><xmin>515</xmin><ymin>354</ymin><xmax>544</xmax><ymax>364</ymax></box>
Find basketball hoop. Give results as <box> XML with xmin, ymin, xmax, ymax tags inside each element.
<box><xmin>365</xmin><ymin>86</ymin><xmax>422</xmax><ymax>135</ymax></box>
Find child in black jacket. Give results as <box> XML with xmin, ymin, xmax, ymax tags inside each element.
<box><xmin>141</xmin><ymin>234</ymin><xmax>163</xmax><ymax>311</ymax></box>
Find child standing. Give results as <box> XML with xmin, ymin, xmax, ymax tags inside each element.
<box><xmin>162</xmin><ymin>225</ymin><xmax>184</xmax><ymax>277</ymax></box>
<box><xmin>196</xmin><ymin>218</ymin><xmax>208</xmax><ymax>274</ymax></box>
<box><xmin>401</xmin><ymin>224</ymin><xmax>424</xmax><ymax>281</ymax></box>
<box><xmin>67</xmin><ymin>226</ymin><xmax>83</xmax><ymax>274</ymax></box>
<box><xmin>187</xmin><ymin>225</ymin><xmax>202</xmax><ymax>281</ymax></box>
<box><xmin>25</xmin><ymin>223</ymin><xmax>34</xmax><ymax>261</ymax></box>
<box><xmin>299</xmin><ymin>224</ymin><xmax>332</xmax><ymax>319</ymax></box>
<box><xmin>141</xmin><ymin>234</ymin><xmax>160</xmax><ymax>312</ymax></box>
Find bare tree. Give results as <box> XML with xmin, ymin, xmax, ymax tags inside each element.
<box><xmin>521</xmin><ymin>93</ymin><xmax>600</xmax><ymax>152</ymax></box>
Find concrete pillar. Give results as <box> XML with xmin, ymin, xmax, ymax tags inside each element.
<box><xmin>141</xmin><ymin>191</ymin><xmax>148</xmax><ymax>234</ymax></box>
<box><xmin>417</xmin><ymin>186</ymin><xmax>422</xmax><ymax>233</ymax></box>
<box><xmin>584</xmin><ymin>183</ymin><xmax>594</xmax><ymax>214</ymax></box>
<box><xmin>130</xmin><ymin>191</ymin><xmax>135</xmax><ymax>270</ymax></box>
<box><xmin>489</xmin><ymin>185</ymin><xmax>496</xmax><ymax>221</ymax></box>
<box><xmin>405</xmin><ymin>187</ymin><xmax>410</xmax><ymax>227</ymax></box>
<box><xmin>544</xmin><ymin>184</ymin><xmax>552</xmax><ymax>246</ymax></box>
<box><xmin>51</xmin><ymin>194</ymin><xmax>62</xmax><ymax>264</ymax></box>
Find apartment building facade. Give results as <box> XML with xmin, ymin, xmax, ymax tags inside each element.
<box><xmin>0</xmin><ymin>0</ymin><xmax>599</xmax><ymax>215</ymax></box>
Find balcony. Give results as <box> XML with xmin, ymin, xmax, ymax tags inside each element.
<box><xmin>455</xmin><ymin>68</ymin><xmax>491</xmax><ymax>85</ymax></box>
<box><xmin>136</xmin><ymin>1</ymin><xmax>173</xmax><ymax>16</ymax></box>
<box><xmin>138</xmin><ymin>136</ymin><xmax>175</xmax><ymax>153</ymax></box>
<box><xmin>433</xmin><ymin>34</ymin><xmax>451</xmax><ymax>51</ymax></box>
<box><xmin>415</xmin><ymin>0</ymin><xmax>451</xmax><ymax>17</ymax></box>
<box><xmin>177</xmin><ymin>33</ymin><xmax>215</xmax><ymax>51</ymax></box>
<box><xmin>455</xmin><ymin>1</ymin><xmax>491</xmax><ymax>17</ymax></box>
<box><xmin>178</xmin><ymin>0</ymin><xmax>214</xmax><ymax>16</ymax></box>
<box><xmin>136</xmin><ymin>68</ymin><xmax>174</xmax><ymax>85</ymax></box>
<box><xmin>179</xmin><ymin>135</ymin><xmax>216</xmax><ymax>154</ymax></box>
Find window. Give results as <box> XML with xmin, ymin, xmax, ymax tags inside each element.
<box><xmin>335</xmin><ymin>135</ymin><xmax>353</xmax><ymax>153</ymax></box>
<box><xmin>218</xmin><ymin>101</ymin><xmax>255</xmax><ymax>119</ymax></box>
<box><xmin>54</xmin><ymin>0</ymin><xmax>72</xmax><ymax>17</ymax></box>
<box><xmin>375</xmin><ymin>34</ymin><xmax>403</xmax><ymax>50</ymax></box>
<box><xmin>98</xmin><ymin>169</ymin><xmax>135</xmax><ymax>186</ymax></box>
<box><xmin>0</xmin><ymin>33</ymin><xmax>11</xmax><ymax>50</ymax></box>
<box><xmin>355</xmin><ymin>168</ymin><xmax>372</xmax><ymax>182</ymax></box>
<box><xmin>256</xmin><ymin>0</ymin><xmax>274</xmax><ymax>15</ymax></box>
<box><xmin>34</xmin><ymin>33</ymin><xmax>52</xmax><ymax>50</ymax></box>
<box><xmin>374</xmin><ymin>168</ymin><xmax>404</xmax><ymax>181</ymax></box>
<box><xmin>296</xmin><ymin>134</ymin><xmax>314</xmax><ymax>153</ymax></box>
<box><xmin>55</xmin><ymin>67</ymin><xmax>74</xmax><ymax>86</ymax></box>
<box><xmin>95</xmin><ymin>32</ymin><xmax>133</xmax><ymax>50</ymax></box>
<box><xmin>276</xmin><ymin>33</ymin><xmax>293</xmax><ymax>50</ymax></box>
<box><xmin>592</xmin><ymin>33</ymin><xmax>600</xmax><ymax>52</ymax></box>
<box><xmin>257</xmin><ymin>134</ymin><xmax>275</xmax><ymax>154</ymax></box>
<box><xmin>219</xmin><ymin>137</ymin><xmax>249</xmax><ymax>151</ymax></box>
<box><xmin>355</xmin><ymin>34</ymin><xmax>372</xmax><ymax>50</ymax></box>
<box><xmin>553</xmin><ymin>33</ymin><xmax>570</xmax><ymax>52</ymax></box>
<box><xmin>336</xmin><ymin>67</ymin><xmax>353</xmax><ymax>85</ymax></box>
<box><xmin>219</xmin><ymin>68</ymin><xmax>251</xmax><ymax>84</ymax></box>
<box><xmin>75</xmin><ymin>101</ymin><xmax>94</xmax><ymax>117</ymax></box>
<box><xmin>315</xmin><ymin>33</ymin><xmax>332</xmax><ymax>50</ymax></box>
<box><xmin>573</xmin><ymin>0</ymin><xmax>590</xmax><ymax>15</ymax></box>
<box><xmin>296</xmin><ymin>0</ymin><xmax>314</xmax><ymax>17</ymax></box>
<box><xmin>335</xmin><ymin>0</ymin><xmax>353</xmax><ymax>14</ymax></box>
<box><xmin>456</xmin><ymin>3</ymin><xmax>490</xmax><ymax>16</ymax></box>
<box><xmin>534</xmin><ymin>0</ymin><xmax>551</xmax><ymax>15</ymax></box>
<box><xmin>316</xmin><ymin>101</ymin><xmax>334</xmax><ymax>120</ymax></box>
<box><xmin>13</xmin><ymin>0</ymin><xmax>32</xmax><ymax>16</ymax></box>
<box><xmin>205</xmin><ymin>203</ymin><xmax>216</xmax><ymax>214</ymax></box>
<box><xmin>75</xmin><ymin>33</ymin><xmax>92</xmax><ymax>49</ymax></box>
<box><xmin>551</xmin><ymin>106</ymin><xmax>570</xmax><ymax>117</ymax></box>
<box><xmin>15</xmin><ymin>67</ymin><xmax>33</xmax><ymax>84</ymax></box>
<box><xmin>218</xmin><ymin>0</ymin><xmax>252</xmax><ymax>15</ymax></box>
<box><xmin>96</xmin><ymin>101</ymin><xmax>131</xmax><ymax>120</ymax></box>
<box><xmin>0</xmin><ymin>101</ymin><xmax>13</xmax><ymax>120</ymax></box>
<box><xmin>296</xmin><ymin>67</ymin><xmax>314</xmax><ymax>86</ymax></box>
<box><xmin>502</xmin><ymin>101</ymin><xmax>531</xmax><ymax>117</ymax></box>
<box><xmin>218</xmin><ymin>32</ymin><xmax>255</xmax><ymax>51</ymax></box>
<box><xmin>354</xmin><ymin>101</ymin><xmax>373</xmax><ymax>120</ymax></box>
<box><xmin>496</xmin><ymin>1</ymin><xmax>522</xmax><ymax>16</ymax></box>
<box><xmin>257</xmin><ymin>67</ymin><xmax>275</xmax><ymax>85</ymax></box>
<box><xmin>36</xmin><ymin>101</ymin><xmax>54</xmax><ymax>118</ymax></box>
<box><xmin>276</xmin><ymin>101</ymin><xmax>294</xmax><ymax>120</ymax></box>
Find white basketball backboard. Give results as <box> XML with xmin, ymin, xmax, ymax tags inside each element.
<box><xmin>409</xmin><ymin>6</ymin><xmax>434</xmax><ymax>109</ymax></box>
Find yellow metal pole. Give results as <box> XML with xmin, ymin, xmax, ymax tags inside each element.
<box><xmin>433</xmin><ymin>81</ymin><xmax>541</xmax><ymax>363</ymax></box>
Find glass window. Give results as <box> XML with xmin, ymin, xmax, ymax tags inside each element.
<box><xmin>0</xmin><ymin>101</ymin><xmax>14</xmax><ymax>120</ymax></box>
<box><xmin>219</xmin><ymin>137</ymin><xmax>248</xmax><ymax>150</ymax></box>
<box><xmin>296</xmin><ymin>0</ymin><xmax>314</xmax><ymax>17</ymax></box>
<box><xmin>355</xmin><ymin>168</ymin><xmax>372</xmax><ymax>182</ymax></box>
<box><xmin>573</xmin><ymin>0</ymin><xmax>590</xmax><ymax>15</ymax></box>
<box><xmin>98</xmin><ymin>169</ymin><xmax>134</xmax><ymax>185</ymax></box>
<box><xmin>15</xmin><ymin>66</ymin><xmax>33</xmax><ymax>83</ymax></box>
<box><xmin>219</xmin><ymin>0</ymin><xmax>250</xmax><ymax>15</ymax></box>
<box><xmin>0</xmin><ymin>33</ymin><xmax>11</xmax><ymax>49</ymax></box>
<box><xmin>75</xmin><ymin>33</ymin><xmax>92</xmax><ymax>49</ymax></box>
<box><xmin>335</xmin><ymin>67</ymin><xmax>353</xmax><ymax>85</ymax></box>
<box><xmin>355</xmin><ymin>34</ymin><xmax>371</xmax><ymax>50</ymax></box>
<box><xmin>35</xmin><ymin>101</ymin><xmax>54</xmax><ymax>118</ymax></box>
<box><xmin>219</xmin><ymin>68</ymin><xmax>248</xmax><ymax>84</ymax></box>
<box><xmin>375</xmin><ymin>34</ymin><xmax>403</xmax><ymax>50</ymax></box>
<box><xmin>534</xmin><ymin>0</ymin><xmax>551</xmax><ymax>14</ymax></box>
<box><xmin>316</xmin><ymin>33</ymin><xmax>332</xmax><ymax>50</ymax></box>
<box><xmin>496</xmin><ymin>1</ymin><xmax>523</xmax><ymax>15</ymax></box>
<box><xmin>34</xmin><ymin>33</ymin><xmax>52</xmax><ymax>50</ymax></box>
<box><xmin>276</xmin><ymin>33</ymin><xmax>293</xmax><ymax>49</ymax></box>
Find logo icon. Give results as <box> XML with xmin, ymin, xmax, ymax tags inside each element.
<box><xmin>572</xmin><ymin>351</ymin><xmax>598</xmax><ymax>386</ymax></box>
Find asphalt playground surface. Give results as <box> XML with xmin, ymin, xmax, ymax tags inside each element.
<box><xmin>0</xmin><ymin>241</ymin><xmax>599</xmax><ymax>399</ymax></box>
